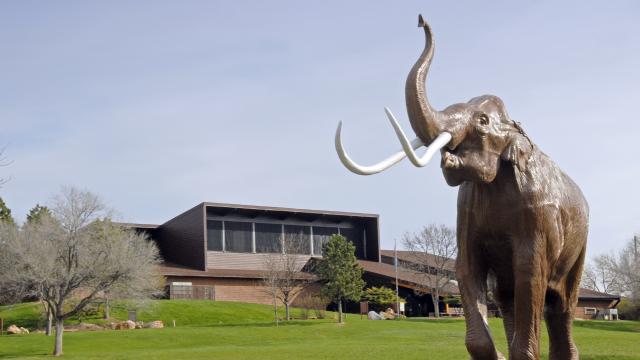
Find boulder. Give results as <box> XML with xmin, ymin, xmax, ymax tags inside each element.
<box><xmin>6</xmin><ymin>325</ymin><xmax>23</xmax><ymax>335</ymax></box>
<box><xmin>367</xmin><ymin>311</ymin><xmax>383</xmax><ymax>320</ymax></box>
<box><xmin>19</xmin><ymin>327</ymin><xmax>29</xmax><ymax>334</ymax></box>
<box><xmin>145</xmin><ymin>320</ymin><xmax>164</xmax><ymax>329</ymax></box>
<box><xmin>135</xmin><ymin>321</ymin><xmax>144</xmax><ymax>329</ymax></box>
<box><xmin>382</xmin><ymin>308</ymin><xmax>396</xmax><ymax>320</ymax></box>
<box><xmin>77</xmin><ymin>323</ymin><xmax>103</xmax><ymax>331</ymax></box>
<box><xmin>111</xmin><ymin>320</ymin><xmax>136</xmax><ymax>330</ymax></box>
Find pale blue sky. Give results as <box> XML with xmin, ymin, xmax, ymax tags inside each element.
<box><xmin>1</xmin><ymin>1</ymin><xmax>639</xmax><ymax>257</ymax></box>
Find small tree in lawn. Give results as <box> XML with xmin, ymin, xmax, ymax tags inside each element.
<box><xmin>0</xmin><ymin>187</ymin><xmax>163</xmax><ymax>356</ymax></box>
<box><xmin>261</xmin><ymin>232</ymin><xmax>310</xmax><ymax>321</ymax></box>
<box><xmin>262</xmin><ymin>254</ymin><xmax>282</xmax><ymax>326</ymax></box>
<box><xmin>315</xmin><ymin>234</ymin><xmax>364</xmax><ymax>323</ymax></box>
<box><xmin>25</xmin><ymin>203</ymin><xmax>56</xmax><ymax>334</ymax></box>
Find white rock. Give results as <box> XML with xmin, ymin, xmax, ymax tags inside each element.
<box><xmin>367</xmin><ymin>311</ymin><xmax>383</xmax><ymax>320</ymax></box>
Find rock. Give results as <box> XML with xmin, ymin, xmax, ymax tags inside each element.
<box><xmin>367</xmin><ymin>311</ymin><xmax>383</xmax><ymax>320</ymax></box>
<box><xmin>19</xmin><ymin>327</ymin><xmax>29</xmax><ymax>334</ymax></box>
<box><xmin>382</xmin><ymin>308</ymin><xmax>396</xmax><ymax>320</ymax></box>
<box><xmin>77</xmin><ymin>323</ymin><xmax>103</xmax><ymax>331</ymax></box>
<box><xmin>145</xmin><ymin>320</ymin><xmax>164</xmax><ymax>329</ymax></box>
<box><xmin>111</xmin><ymin>320</ymin><xmax>136</xmax><ymax>330</ymax></box>
<box><xmin>135</xmin><ymin>321</ymin><xmax>144</xmax><ymax>329</ymax></box>
<box><xmin>6</xmin><ymin>325</ymin><xmax>23</xmax><ymax>334</ymax></box>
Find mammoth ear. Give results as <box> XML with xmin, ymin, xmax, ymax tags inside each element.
<box><xmin>501</xmin><ymin>134</ymin><xmax>532</xmax><ymax>172</ymax></box>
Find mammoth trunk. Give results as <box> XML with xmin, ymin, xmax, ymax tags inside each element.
<box><xmin>405</xmin><ymin>16</ymin><xmax>442</xmax><ymax>145</ymax></box>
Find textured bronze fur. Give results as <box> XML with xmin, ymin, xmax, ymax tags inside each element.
<box><xmin>406</xmin><ymin>16</ymin><xmax>588</xmax><ymax>360</ymax></box>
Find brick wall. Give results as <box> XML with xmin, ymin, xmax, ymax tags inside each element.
<box><xmin>574</xmin><ymin>299</ymin><xmax>616</xmax><ymax>320</ymax></box>
<box><xmin>166</xmin><ymin>276</ymin><xmax>320</xmax><ymax>305</ymax></box>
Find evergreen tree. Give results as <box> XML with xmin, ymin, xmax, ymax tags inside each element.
<box><xmin>315</xmin><ymin>234</ymin><xmax>365</xmax><ymax>323</ymax></box>
<box><xmin>26</xmin><ymin>204</ymin><xmax>52</xmax><ymax>224</ymax></box>
<box><xmin>0</xmin><ymin>196</ymin><xmax>14</xmax><ymax>225</ymax></box>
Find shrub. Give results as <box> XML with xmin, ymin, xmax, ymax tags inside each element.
<box><xmin>617</xmin><ymin>298</ymin><xmax>640</xmax><ymax>320</ymax></box>
<box><xmin>362</xmin><ymin>287</ymin><xmax>405</xmax><ymax>312</ymax></box>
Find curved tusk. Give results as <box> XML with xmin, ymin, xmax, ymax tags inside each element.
<box><xmin>335</xmin><ymin>120</ymin><xmax>424</xmax><ymax>175</ymax></box>
<box><xmin>384</xmin><ymin>107</ymin><xmax>452</xmax><ymax>167</ymax></box>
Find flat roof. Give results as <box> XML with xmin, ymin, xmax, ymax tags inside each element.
<box><xmin>380</xmin><ymin>250</ymin><xmax>456</xmax><ymax>272</ymax></box>
<box><xmin>115</xmin><ymin>222</ymin><xmax>159</xmax><ymax>229</ymax></box>
<box><xmin>202</xmin><ymin>202</ymin><xmax>378</xmax><ymax>219</ymax></box>
<box><xmin>577</xmin><ymin>288</ymin><xmax>621</xmax><ymax>300</ymax></box>
<box><xmin>358</xmin><ymin>260</ymin><xmax>459</xmax><ymax>294</ymax></box>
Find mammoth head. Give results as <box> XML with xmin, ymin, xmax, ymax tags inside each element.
<box><xmin>336</xmin><ymin>15</ymin><xmax>533</xmax><ymax>185</ymax></box>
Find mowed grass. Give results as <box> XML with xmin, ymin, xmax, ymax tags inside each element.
<box><xmin>1</xmin><ymin>301</ymin><xmax>639</xmax><ymax>359</ymax></box>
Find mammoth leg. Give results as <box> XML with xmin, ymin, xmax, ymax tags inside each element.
<box><xmin>457</xmin><ymin>241</ymin><xmax>504</xmax><ymax>359</ymax></box>
<box><xmin>493</xmin><ymin>276</ymin><xmax>515</xmax><ymax>354</ymax></box>
<box><xmin>544</xmin><ymin>247</ymin><xmax>585</xmax><ymax>360</ymax></box>
<box><xmin>510</xmin><ymin>240</ymin><xmax>547</xmax><ymax>360</ymax></box>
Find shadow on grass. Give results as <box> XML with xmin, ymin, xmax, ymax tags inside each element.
<box><xmin>0</xmin><ymin>353</ymin><xmax>50</xmax><ymax>359</ymax></box>
<box><xmin>405</xmin><ymin>318</ymin><xmax>465</xmax><ymax>325</ymax></box>
<box><xmin>581</xmin><ymin>356</ymin><xmax>640</xmax><ymax>360</ymax></box>
<box><xmin>573</xmin><ymin>321</ymin><xmax>640</xmax><ymax>333</ymax></box>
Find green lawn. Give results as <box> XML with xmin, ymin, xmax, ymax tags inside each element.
<box><xmin>1</xmin><ymin>301</ymin><xmax>639</xmax><ymax>359</ymax></box>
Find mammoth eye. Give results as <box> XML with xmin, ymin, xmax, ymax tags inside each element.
<box><xmin>478</xmin><ymin>114</ymin><xmax>490</xmax><ymax>126</ymax></box>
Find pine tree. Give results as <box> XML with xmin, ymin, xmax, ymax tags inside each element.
<box><xmin>315</xmin><ymin>234</ymin><xmax>365</xmax><ymax>323</ymax></box>
<box><xmin>0</xmin><ymin>196</ymin><xmax>14</xmax><ymax>225</ymax></box>
<box><xmin>26</xmin><ymin>204</ymin><xmax>52</xmax><ymax>224</ymax></box>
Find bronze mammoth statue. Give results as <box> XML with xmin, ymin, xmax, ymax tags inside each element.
<box><xmin>335</xmin><ymin>15</ymin><xmax>588</xmax><ymax>360</ymax></box>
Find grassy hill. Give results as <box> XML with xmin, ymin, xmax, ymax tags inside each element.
<box><xmin>0</xmin><ymin>300</ymin><xmax>313</xmax><ymax>329</ymax></box>
<box><xmin>1</xmin><ymin>300</ymin><xmax>639</xmax><ymax>359</ymax></box>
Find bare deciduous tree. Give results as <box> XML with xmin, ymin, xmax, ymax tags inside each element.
<box><xmin>582</xmin><ymin>235</ymin><xmax>640</xmax><ymax>300</ymax></box>
<box><xmin>610</xmin><ymin>235</ymin><xmax>640</xmax><ymax>299</ymax></box>
<box><xmin>401</xmin><ymin>224</ymin><xmax>457</xmax><ymax>318</ymax></box>
<box><xmin>261</xmin><ymin>233</ymin><xmax>310</xmax><ymax>321</ymax></box>
<box><xmin>262</xmin><ymin>254</ymin><xmax>282</xmax><ymax>326</ymax></box>
<box><xmin>0</xmin><ymin>187</ymin><xmax>163</xmax><ymax>356</ymax></box>
<box><xmin>580</xmin><ymin>254</ymin><xmax>621</xmax><ymax>294</ymax></box>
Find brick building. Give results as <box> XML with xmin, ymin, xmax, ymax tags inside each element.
<box><xmin>126</xmin><ymin>202</ymin><xmax>380</xmax><ymax>306</ymax></box>
<box><xmin>126</xmin><ymin>202</ymin><xmax>620</xmax><ymax>317</ymax></box>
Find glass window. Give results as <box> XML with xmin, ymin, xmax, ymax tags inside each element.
<box><xmin>207</xmin><ymin>220</ymin><xmax>223</xmax><ymax>251</ymax></box>
<box><xmin>225</xmin><ymin>221</ymin><xmax>253</xmax><ymax>253</ymax></box>
<box><xmin>255</xmin><ymin>223</ymin><xmax>282</xmax><ymax>253</ymax></box>
<box><xmin>283</xmin><ymin>224</ymin><xmax>310</xmax><ymax>255</ymax></box>
<box><xmin>312</xmin><ymin>226</ymin><xmax>339</xmax><ymax>256</ymax></box>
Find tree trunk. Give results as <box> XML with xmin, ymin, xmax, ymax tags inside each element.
<box><xmin>432</xmin><ymin>290</ymin><xmax>440</xmax><ymax>318</ymax></box>
<box><xmin>45</xmin><ymin>307</ymin><xmax>52</xmax><ymax>336</ymax></box>
<box><xmin>53</xmin><ymin>318</ymin><xmax>64</xmax><ymax>356</ymax></box>
<box><xmin>104</xmin><ymin>297</ymin><xmax>110</xmax><ymax>319</ymax></box>
<box><xmin>273</xmin><ymin>293</ymin><xmax>278</xmax><ymax>326</ymax></box>
<box><xmin>285</xmin><ymin>302</ymin><xmax>290</xmax><ymax>321</ymax></box>
<box><xmin>337</xmin><ymin>299</ymin><xmax>343</xmax><ymax>323</ymax></box>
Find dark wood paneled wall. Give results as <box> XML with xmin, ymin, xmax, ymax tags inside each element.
<box><xmin>155</xmin><ymin>203</ymin><xmax>206</xmax><ymax>270</ymax></box>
